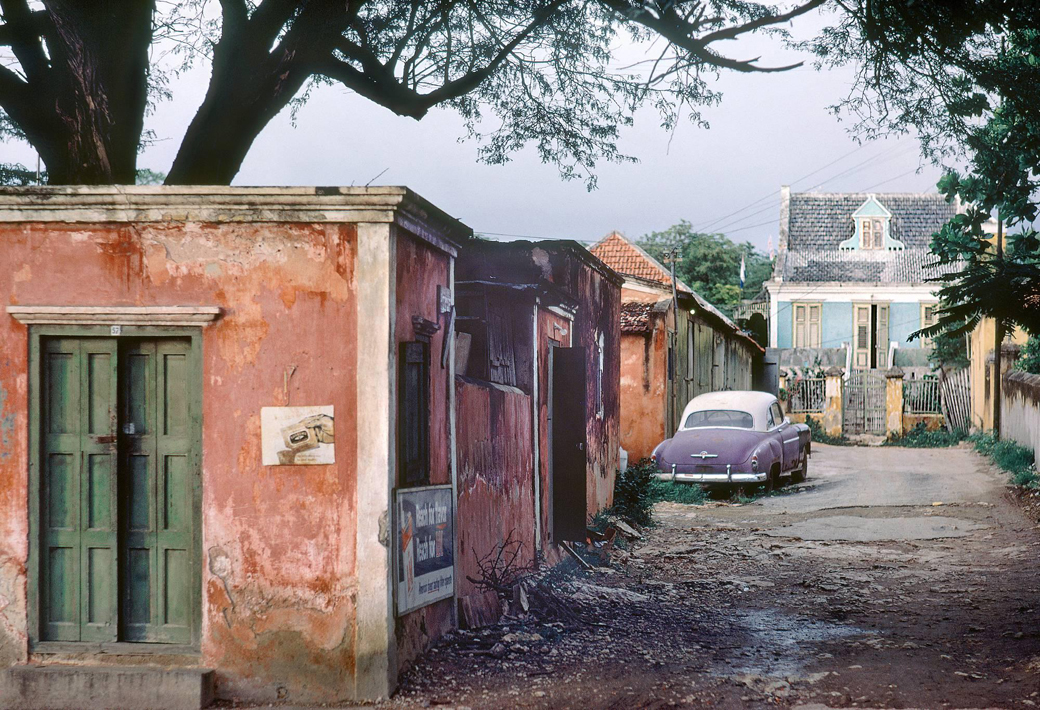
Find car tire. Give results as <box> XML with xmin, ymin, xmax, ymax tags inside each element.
<box><xmin>760</xmin><ymin>466</ymin><xmax>778</xmax><ymax>495</ymax></box>
<box><xmin>792</xmin><ymin>454</ymin><xmax>808</xmax><ymax>484</ymax></box>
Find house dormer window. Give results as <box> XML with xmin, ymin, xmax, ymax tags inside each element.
<box><xmin>840</xmin><ymin>195</ymin><xmax>905</xmax><ymax>251</ymax></box>
<box><xmin>861</xmin><ymin>218</ymin><xmax>884</xmax><ymax>249</ymax></box>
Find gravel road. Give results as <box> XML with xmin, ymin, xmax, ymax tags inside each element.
<box><xmin>369</xmin><ymin>443</ymin><xmax>1040</xmax><ymax>709</ymax></box>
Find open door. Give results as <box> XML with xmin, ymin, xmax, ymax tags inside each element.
<box><xmin>550</xmin><ymin>346</ymin><xmax>587</xmax><ymax>542</ymax></box>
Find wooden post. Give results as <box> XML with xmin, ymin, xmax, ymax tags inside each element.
<box><xmin>665</xmin><ymin>248</ymin><xmax>681</xmax><ymax>435</ymax></box>
<box><xmin>994</xmin><ymin>217</ymin><xmax>1004</xmax><ymax>439</ymax></box>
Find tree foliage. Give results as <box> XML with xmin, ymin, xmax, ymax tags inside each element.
<box><xmin>813</xmin><ymin>3</ymin><xmax>1040</xmax><ymax>342</ymax></box>
<box><xmin>1016</xmin><ymin>335</ymin><xmax>1040</xmax><ymax>375</ymax></box>
<box><xmin>637</xmin><ymin>220</ymin><xmax>772</xmax><ymax>315</ymax></box>
<box><xmin>927</xmin><ymin>326</ymin><xmax>970</xmax><ymax>372</ymax></box>
<box><xmin>0</xmin><ymin>0</ymin><xmax>823</xmax><ymax>186</ymax></box>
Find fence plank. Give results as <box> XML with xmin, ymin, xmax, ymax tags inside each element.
<box><xmin>940</xmin><ymin>368</ymin><xmax>971</xmax><ymax>432</ymax></box>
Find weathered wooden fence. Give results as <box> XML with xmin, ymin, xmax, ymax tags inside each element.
<box><xmin>903</xmin><ymin>378</ymin><xmax>941</xmax><ymax>414</ymax></box>
<box><xmin>788</xmin><ymin>377</ymin><xmax>826</xmax><ymax>413</ymax></box>
<box><xmin>940</xmin><ymin>368</ymin><xmax>971</xmax><ymax>432</ymax></box>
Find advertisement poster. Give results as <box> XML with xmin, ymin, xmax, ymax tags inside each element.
<box><xmin>261</xmin><ymin>406</ymin><xmax>335</xmax><ymax>465</ymax></box>
<box><xmin>396</xmin><ymin>485</ymin><xmax>454</xmax><ymax>615</ymax></box>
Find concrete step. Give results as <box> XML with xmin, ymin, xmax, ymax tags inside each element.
<box><xmin>1</xmin><ymin>665</ymin><xmax>214</xmax><ymax>710</ymax></box>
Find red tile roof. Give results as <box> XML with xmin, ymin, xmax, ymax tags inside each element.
<box><xmin>590</xmin><ymin>231</ymin><xmax>674</xmax><ymax>286</ymax></box>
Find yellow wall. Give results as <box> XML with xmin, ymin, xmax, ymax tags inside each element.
<box><xmin>968</xmin><ymin>317</ymin><xmax>1028</xmax><ymax>431</ymax></box>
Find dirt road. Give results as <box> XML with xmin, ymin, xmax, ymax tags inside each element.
<box><xmin>388</xmin><ymin>443</ymin><xmax>1040</xmax><ymax>709</ymax></box>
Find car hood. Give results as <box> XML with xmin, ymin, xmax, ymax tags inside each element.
<box><xmin>656</xmin><ymin>428</ymin><xmax>764</xmax><ymax>467</ymax></box>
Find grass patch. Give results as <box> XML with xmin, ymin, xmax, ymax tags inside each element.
<box><xmin>969</xmin><ymin>432</ymin><xmax>1038</xmax><ymax>487</ymax></box>
<box><xmin>805</xmin><ymin>415</ymin><xmax>849</xmax><ymax>446</ymax></box>
<box><xmin>883</xmin><ymin>422</ymin><xmax>966</xmax><ymax>448</ymax></box>
<box><xmin>650</xmin><ymin>478</ymin><xmax>708</xmax><ymax>505</ymax></box>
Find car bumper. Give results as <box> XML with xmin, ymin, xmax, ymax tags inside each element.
<box><xmin>656</xmin><ymin>468</ymin><xmax>767</xmax><ymax>484</ymax></box>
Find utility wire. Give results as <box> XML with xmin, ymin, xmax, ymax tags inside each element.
<box><xmin>693</xmin><ymin>142</ymin><xmax>872</xmax><ymax>232</ymax></box>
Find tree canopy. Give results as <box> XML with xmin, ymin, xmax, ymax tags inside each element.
<box><xmin>0</xmin><ymin>0</ymin><xmax>823</xmax><ymax>186</ymax></box>
<box><xmin>812</xmin><ymin>2</ymin><xmax>1040</xmax><ymax>341</ymax></box>
<box><xmin>638</xmin><ymin>220</ymin><xmax>772</xmax><ymax>316</ymax></box>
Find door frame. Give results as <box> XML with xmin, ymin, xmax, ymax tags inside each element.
<box><xmin>27</xmin><ymin>324</ymin><xmax>204</xmax><ymax>654</ymax></box>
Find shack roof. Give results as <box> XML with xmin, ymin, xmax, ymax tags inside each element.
<box><xmin>455</xmin><ymin>237</ymin><xmax>624</xmax><ymax>288</ymax></box>
<box><xmin>620</xmin><ymin>301</ymin><xmax>655</xmax><ymax>333</ymax></box>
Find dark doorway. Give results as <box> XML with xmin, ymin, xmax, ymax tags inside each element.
<box><xmin>549</xmin><ymin>346</ymin><xmax>587</xmax><ymax>543</ymax></box>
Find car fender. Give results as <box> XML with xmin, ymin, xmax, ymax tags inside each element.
<box><xmin>761</xmin><ymin>438</ymin><xmax>782</xmax><ymax>472</ymax></box>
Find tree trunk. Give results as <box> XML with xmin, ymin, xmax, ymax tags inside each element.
<box><xmin>40</xmin><ymin>1</ymin><xmax>154</xmax><ymax>184</ymax></box>
<box><xmin>165</xmin><ymin>2</ymin><xmax>347</xmax><ymax>186</ymax></box>
<box><xmin>164</xmin><ymin>58</ymin><xmax>310</xmax><ymax>186</ymax></box>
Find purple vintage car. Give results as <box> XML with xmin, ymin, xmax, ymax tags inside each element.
<box><xmin>652</xmin><ymin>391</ymin><xmax>811</xmax><ymax>491</ymax></box>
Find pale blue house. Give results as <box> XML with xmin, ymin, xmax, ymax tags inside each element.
<box><xmin>765</xmin><ymin>188</ymin><xmax>958</xmax><ymax>370</ymax></box>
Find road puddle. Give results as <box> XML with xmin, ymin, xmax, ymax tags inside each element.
<box><xmin>713</xmin><ymin>608</ymin><xmax>866</xmax><ymax>678</ymax></box>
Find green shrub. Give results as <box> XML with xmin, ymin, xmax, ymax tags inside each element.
<box><xmin>1011</xmin><ymin>468</ymin><xmax>1039</xmax><ymax>487</ymax></box>
<box><xmin>969</xmin><ymin>432</ymin><xmax>1037</xmax><ymax>487</ymax></box>
<box><xmin>1017</xmin><ymin>336</ymin><xmax>1040</xmax><ymax>375</ymax></box>
<box><xmin>992</xmin><ymin>439</ymin><xmax>1034</xmax><ymax>475</ymax></box>
<box><xmin>968</xmin><ymin>432</ymin><xmax>997</xmax><ymax>456</ymax></box>
<box><xmin>805</xmin><ymin>415</ymin><xmax>848</xmax><ymax>446</ymax></box>
<box><xmin>610</xmin><ymin>458</ymin><xmax>659</xmax><ymax>527</ymax></box>
<box><xmin>884</xmin><ymin>421</ymin><xmax>966</xmax><ymax>448</ymax></box>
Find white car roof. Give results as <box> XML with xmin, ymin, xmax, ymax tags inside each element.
<box><xmin>678</xmin><ymin>390</ymin><xmax>778</xmax><ymax>432</ymax></box>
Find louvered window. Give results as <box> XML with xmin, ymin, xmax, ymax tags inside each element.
<box><xmin>399</xmin><ymin>341</ymin><xmax>430</xmax><ymax>486</ymax></box>
<box><xmin>793</xmin><ymin>303</ymin><xmax>821</xmax><ymax>348</ymax></box>
<box><xmin>920</xmin><ymin>304</ymin><xmax>937</xmax><ymax>349</ymax></box>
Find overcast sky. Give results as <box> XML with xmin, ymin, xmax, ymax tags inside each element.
<box><xmin>3</xmin><ymin>6</ymin><xmax>943</xmax><ymax>252</ymax></box>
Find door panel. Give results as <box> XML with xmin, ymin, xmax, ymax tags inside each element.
<box><xmin>854</xmin><ymin>305</ymin><xmax>871</xmax><ymax>369</ymax></box>
<box><xmin>550</xmin><ymin>346</ymin><xmax>587</xmax><ymax>543</ymax></box>
<box><xmin>155</xmin><ymin>341</ymin><xmax>193</xmax><ymax>642</ymax></box>
<box><xmin>121</xmin><ymin>339</ymin><xmax>193</xmax><ymax>644</ymax></box>
<box><xmin>876</xmin><ymin>305</ymin><xmax>890</xmax><ymax>369</ymax></box>
<box><xmin>41</xmin><ymin>338</ymin><xmax>119</xmax><ymax>642</ymax></box>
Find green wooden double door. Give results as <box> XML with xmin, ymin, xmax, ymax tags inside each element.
<box><xmin>39</xmin><ymin>337</ymin><xmax>199</xmax><ymax>644</ymax></box>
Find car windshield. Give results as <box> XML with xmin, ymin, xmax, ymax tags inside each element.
<box><xmin>684</xmin><ymin>409</ymin><xmax>754</xmax><ymax>429</ymax></box>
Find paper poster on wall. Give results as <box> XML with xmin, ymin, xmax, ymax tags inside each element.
<box><xmin>396</xmin><ymin>485</ymin><xmax>454</xmax><ymax>615</ymax></box>
<box><xmin>261</xmin><ymin>406</ymin><xmax>335</xmax><ymax>465</ymax></box>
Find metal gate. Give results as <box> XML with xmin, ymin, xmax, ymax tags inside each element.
<box><xmin>844</xmin><ymin>369</ymin><xmax>887</xmax><ymax>434</ymax></box>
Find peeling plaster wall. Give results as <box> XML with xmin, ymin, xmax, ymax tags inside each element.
<box><xmin>1001</xmin><ymin>372</ymin><xmax>1040</xmax><ymax>464</ymax></box>
<box><xmin>0</xmin><ymin>221</ymin><xmax>360</xmax><ymax>704</ymax></box>
<box><xmin>572</xmin><ymin>260</ymin><xmax>622</xmax><ymax>516</ymax></box>
<box><xmin>392</xmin><ymin>229</ymin><xmax>454</xmax><ymax>676</ymax></box>
<box><xmin>618</xmin><ymin>323</ymin><xmax>668</xmax><ymax>461</ymax></box>
<box><xmin>454</xmin><ymin>377</ymin><xmax>535</xmax><ymax>600</ymax></box>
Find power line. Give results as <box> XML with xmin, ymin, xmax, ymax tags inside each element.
<box><xmin>698</xmin><ymin>142</ymin><xmax>918</xmax><ymax>236</ymax></box>
<box><xmin>692</xmin><ymin>142</ymin><xmax>873</xmax><ymax>232</ymax></box>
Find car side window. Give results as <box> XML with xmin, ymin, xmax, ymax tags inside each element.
<box><xmin>766</xmin><ymin>407</ymin><xmax>775</xmax><ymax>429</ymax></box>
<box><xmin>771</xmin><ymin>403</ymin><xmax>784</xmax><ymax>427</ymax></box>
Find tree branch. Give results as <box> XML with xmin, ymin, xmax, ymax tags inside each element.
<box><xmin>598</xmin><ymin>0</ymin><xmax>824</xmax><ymax>72</ymax></box>
<box><xmin>699</xmin><ymin>0</ymin><xmax>827</xmax><ymax>44</ymax></box>
<box><xmin>0</xmin><ymin>1</ymin><xmax>50</xmax><ymax>83</ymax></box>
<box><xmin>320</xmin><ymin>0</ymin><xmax>565</xmax><ymax>119</ymax></box>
